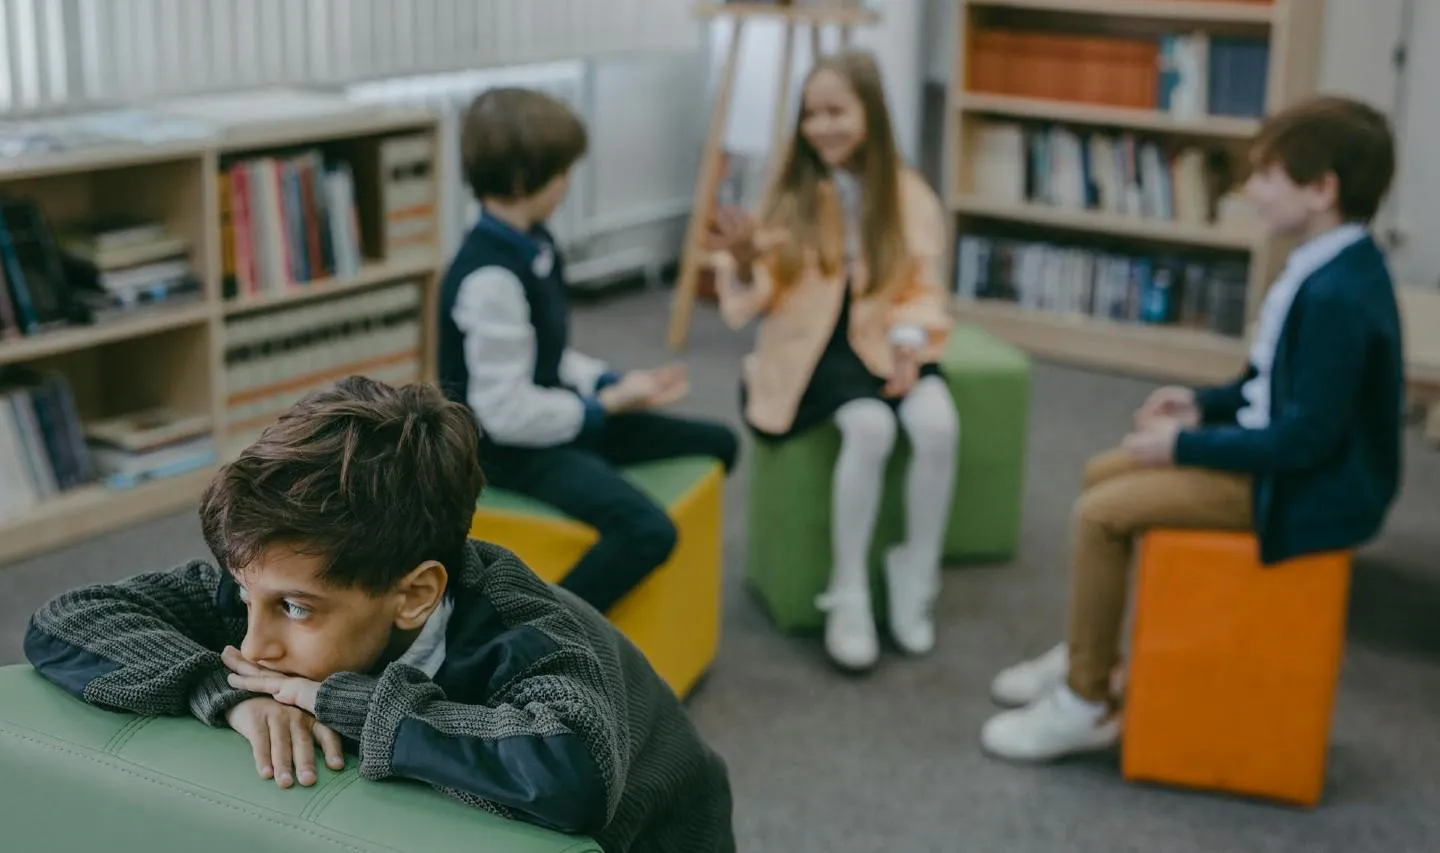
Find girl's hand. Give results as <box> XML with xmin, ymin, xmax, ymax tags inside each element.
<box><xmin>883</xmin><ymin>349</ymin><xmax>920</xmax><ymax>398</ymax></box>
<box><xmin>706</xmin><ymin>205</ymin><xmax>759</xmax><ymax>268</ymax></box>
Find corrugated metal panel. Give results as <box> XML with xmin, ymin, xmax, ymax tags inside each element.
<box><xmin>0</xmin><ymin>0</ymin><xmax>700</xmax><ymax>116</ymax></box>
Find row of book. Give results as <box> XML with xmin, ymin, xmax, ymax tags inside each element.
<box><xmin>970</xmin><ymin>120</ymin><xmax>1230</xmax><ymax>227</ymax></box>
<box><xmin>222</xmin><ymin>281</ymin><xmax>424</xmax><ymax>445</ymax></box>
<box><xmin>0</xmin><ymin>367</ymin><xmax>216</xmax><ymax>521</ymax></box>
<box><xmin>0</xmin><ymin>202</ymin><xmax>201</xmax><ymax>341</ymax></box>
<box><xmin>967</xmin><ymin>27</ymin><xmax>1270</xmax><ymax>119</ymax></box>
<box><xmin>219</xmin><ymin>132</ymin><xmax>438</xmax><ymax>301</ymax></box>
<box><xmin>954</xmin><ymin>232</ymin><xmax>1250</xmax><ymax>337</ymax></box>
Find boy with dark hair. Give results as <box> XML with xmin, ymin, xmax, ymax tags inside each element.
<box><xmin>438</xmin><ymin>87</ymin><xmax>739</xmax><ymax>615</ymax></box>
<box><xmin>25</xmin><ymin>377</ymin><xmax>737</xmax><ymax>853</ymax></box>
<box><xmin>980</xmin><ymin>94</ymin><xmax>1406</xmax><ymax>762</ymax></box>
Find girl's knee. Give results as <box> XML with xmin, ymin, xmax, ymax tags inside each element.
<box><xmin>836</xmin><ymin>399</ymin><xmax>898</xmax><ymax>450</ymax></box>
<box><xmin>901</xmin><ymin>386</ymin><xmax>959</xmax><ymax>455</ymax></box>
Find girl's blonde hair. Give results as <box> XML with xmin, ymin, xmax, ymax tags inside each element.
<box><xmin>760</xmin><ymin>50</ymin><xmax>910</xmax><ymax>297</ymax></box>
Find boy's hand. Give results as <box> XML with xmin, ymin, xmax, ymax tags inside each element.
<box><xmin>223</xmin><ymin>646</ymin><xmax>320</xmax><ymax>713</ymax></box>
<box><xmin>1135</xmin><ymin>385</ymin><xmax>1199</xmax><ymax>430</ymax></box>
<box><xmin>598</xmin><ymin>363</ymin><xmax>690</xmax><ymax>412</ymax></box>
<box><xmin>1122</xmin><ymin>418</ymin><xmax>1182</xmax><ymax>466</ymax></box>
<box><xmin>883</xmin><ymin>348</ymin><xmax>920</xmax><ymax>398</ymax></box>
<box><xmin>225</xmin><ymin>697</ymin><xmax>345</xmax><ymax>789</ymax></box>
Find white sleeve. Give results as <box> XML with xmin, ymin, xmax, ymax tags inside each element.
<box><xmin>558</xmin><ymin>349</ymin><xmax>612</xmax><ymax>396</ymax></box>
<box><xmin>452</xmin><ymin>266</ymin><xmax>601</xmax><ymax>447</ymax></box>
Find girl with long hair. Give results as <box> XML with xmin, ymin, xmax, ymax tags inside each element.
<box><xmin>709</xmin><ymin>50</ymin><xmax>959</xmax><ymax>672</ymax></box>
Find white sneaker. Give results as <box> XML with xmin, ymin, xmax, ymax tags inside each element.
<box><xmin>883</xmin><ymin>546</ymin><xmax>939</xmax><ymax>656</ymax></box>
<box><xmin>980</xmin><ymin>685</ymin><xmax>1121</xmax><ymax>763</ymax></box>
<box><xmin>817</xmin><ymin>589</ymin><xmax>879</xmax><ymax>671</ymax></box>
<box><xmin>990</xmin><ymin>642</ymin><xmax>1069</xmax><ymax>707</ymax></box>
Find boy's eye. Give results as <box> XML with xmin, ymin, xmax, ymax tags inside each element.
<box><xmin>281</xmin><ymin>601</ymin><xmax>312</xmax><ymax>620</ymax></box>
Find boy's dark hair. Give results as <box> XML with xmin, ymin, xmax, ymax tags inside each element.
<box><xmin>199</xmin><ymin>377</ymin><xmax>484</xmax><ymax>594</ymax></box>
<box><xmin>461</xmin><ymin>87</ymin><xmax>587</xmax><ymax>201</ymax></box>
<box><xmin>1252</xmin><ymin>94</ymin><xmax>1396</xmax><ymax>223</ymax></box>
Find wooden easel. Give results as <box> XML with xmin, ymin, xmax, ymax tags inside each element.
<box><xmin>666</xmin><ymin>2</ymin><xmax>881</xmax><ymax>350</ymax></box>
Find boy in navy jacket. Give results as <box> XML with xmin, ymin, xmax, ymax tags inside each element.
<box><xmin>437</xmin><ymin>87</ymin><xmax>738</xmax><ymax>614</ymax></box>
<box><xmin>26</xmin><ymin>377</ymin><xmax>736</xmax><ymax>853</ymax></box>
<box><xmin>980</xmin><ymin>95</ymin><xmax>1405</xmax><ymax>763</ymax></box>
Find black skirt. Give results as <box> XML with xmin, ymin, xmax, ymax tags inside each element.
<box><xmin>744</xmin><ymin>290</ymin><xmax>940</xmax><ymax>444</ymax></box>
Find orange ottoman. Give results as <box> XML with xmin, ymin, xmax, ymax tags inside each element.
<box><xmin>1122</xmin><ymin>529</ymin><xmax>1352</xmax><ymax>808</ymax></box>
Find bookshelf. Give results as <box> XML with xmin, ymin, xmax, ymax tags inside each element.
<box><xmin>0</xmin><ymin>106</ymin><xmax>443</xmax><ymax>565</ymax></box>
<box><xmin>943</xmin><ymin>0</ymin><xmax>1326</xmax><ymax>384</ymax></box>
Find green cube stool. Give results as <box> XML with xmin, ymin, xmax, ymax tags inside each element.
<box><xmin>0</xmin><ymin>665</ymin><xmax>600</xmax><ymax>852</ymax></box>
<box><xmin>745</xmin><ymin>324</ymin><xmax>1030</xmax><ymax>632</ymax></box>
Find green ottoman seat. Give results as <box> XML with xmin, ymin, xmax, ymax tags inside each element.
<box><xmin>745</xmin><ymin>324</ymin><xmax>1030</xmax><ymax>632</ymax></box>
<box><xmin>0</xmin><ymin>665</ymin><xmax>600</xmax><ymax>852</ymax></box>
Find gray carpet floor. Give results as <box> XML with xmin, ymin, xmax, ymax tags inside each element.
<box><xmin>3</xmin><ymin>288</ymin><xmax>1439</xmax><ymax>852</ymax></box>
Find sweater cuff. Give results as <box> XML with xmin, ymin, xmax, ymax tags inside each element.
<box><xmin>1172</xmin><ymin>429</ymin><xmax>1207</xmax><ymax>468</ymax></box>
<box><xmin>188</xmin><ymin>660</ymin><xmax>258</xmax><ymax>727</ymax></box>
<box><xmin>594</xmin><ymin>370</ymin><xmax>623</xmax><ymax>393</ymax></box>
<box><xmin>315</xmin><ymin>671</ymin><xmax>378</xmax><ymax>744</ymax></box>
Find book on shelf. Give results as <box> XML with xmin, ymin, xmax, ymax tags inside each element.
<box><xmin>0</xmin><ymin>207</ymin><xmax>201</xmax><ymax>341</ymax></box>
<box><xmin>967</xmin><ymin>26</ymin><xmax>1269</xmax><ymax>119</ymax></box>
<box><xmin>0</xmin><ymin>368</ymin><xmax>94</xmax><ymax>520</ymax></box>
<box><xmin>220</xmin><ymin>149</ymin><xmax>365</xmax><ymax>300</ymax></box>
<box><xmin>953</xmin><ymin>232</ymin><xmax>1249</xmax><ymax>338</ymax></box>
<box><xmin>969</xmin><ymin>119</ymin><xmax>1229</xmax><ymax>228</ymax></box>
<box><xmin>84</xmin><ymin>407</ymin><xmax>216</xmax><ymax>490</ymax></box>
<box><xmin>59</xmin><ymin>216</ymin><xmax>202</xmax><ymax>324</ymax></box>
<box><xmin>222</xmin><ymin>280</ymin><xmax>425</xmax><ymax>445</ymax></box>
<box><xmin>377</xmin><ymin>133</ymin><xmax>439</xmax><ymax>266</ymax></box>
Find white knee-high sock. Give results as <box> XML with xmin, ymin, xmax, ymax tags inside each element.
<box><xmin>829</xmin><ymin>398</ymin><xmax>897</xmax><ymax>600</ymax></box>
<box><xmin>897</xmin><ymin>375</ymin><xmax>960</xmax><ymax>572</ymax></box>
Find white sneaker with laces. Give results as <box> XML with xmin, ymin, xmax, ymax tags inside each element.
<box><xmin>990</xmin><ymin>642</ymin><xmax>1069</xmax><ymax>707</ymax></box>
<box><xmin>883</xmin><ymin>546</ymin><xmax>939</xmax><ymax>656</ymax></box>
<box><xmin>980</xmin><ymin>685</ymin><xmax>1121</xmax><ymax>763</ymax></box>
<box><xmin>817</xmin><ymin>589</ymin><xmax>879</xmax><ymax>671</ymax></box>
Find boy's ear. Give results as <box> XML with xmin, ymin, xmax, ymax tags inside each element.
<box><xmin>394</xmin><ymin>560</ymin><xmax>447</xmax><ymax>630</ymax></box>
<box><xmin>1308</xmin><ymin>170</ymin><xmax>1341</xmax><ymax>211</ymax></box>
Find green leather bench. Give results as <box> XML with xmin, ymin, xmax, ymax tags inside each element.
<box><xmin>745</xmin><ymin>324</ymin><xmax>1030</xmax><ymax>631</ymax></box>
<box><xmin>0</xmin><ymin>665</ymin><xmax>600</xmax><ymax>852</ymax></box>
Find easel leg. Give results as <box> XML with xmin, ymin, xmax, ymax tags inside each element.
<box><xmin>811</xmin><ymin>26</ymin><xmax>823</xmax><ymax>58</ymax></box>
<box><xmin>1426</xmin><ymin>400</ymin><xmax>1440</xmax><ymax>448</ymax></box>
<box><xmin>765</xmin><ymin>22</ymin><xmax>798</xmax><ymax>190</ymax></box>
<box><xmin>666</xmin><ymin>19</ymin><xmax>747</xmax><ymax>351</ymax></box>
<box><xmin>841</xmin><ymin>25</ymin><xmax>853</xmax><ymax>47</ymax></box>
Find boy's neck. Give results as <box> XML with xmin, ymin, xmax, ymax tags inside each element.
<box><xmin>1296</xmin><ymin>209</ymin><xmax>1347</xmax><ymax>243</ymax></box>
<box><xmin>482</xmin><ymin>198</ymin><xmax>537</xmax><ymax>234</ymax></box>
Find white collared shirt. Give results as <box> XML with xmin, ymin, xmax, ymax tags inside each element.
<box><xmin>395</xmin><ymin>596</ymin><xmax>455</xmax><ymax>678</ymax></box>
<box><xmin>1236</xmin><ymin>223</ymin><xmax>1368</xmax><ymax>429</ymax></box>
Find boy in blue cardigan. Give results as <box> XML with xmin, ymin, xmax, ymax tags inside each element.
<box><xmin>437</xmin><ymin>88</ymin><xmax>738</xmax><ymax>614</ymax></box>
<box><xmin>981</xmin><ymin>95</ymin><xmax>1406</xmax><ymax>763</ymax></box>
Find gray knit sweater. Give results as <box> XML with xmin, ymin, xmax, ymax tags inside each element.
<box><xmin>24</xmin><ymin>539</ymin><xmax>736</xmax><ymax>853</ymax></box>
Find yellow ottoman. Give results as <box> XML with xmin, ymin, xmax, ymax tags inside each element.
<box><xmin>469</xmin><ymin>457</ymin><xmax>725</xmax><ymax>700</ymax></box>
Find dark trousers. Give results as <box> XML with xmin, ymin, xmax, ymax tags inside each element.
<box><xmin>481</xmin><ymin>412</ymin><xmax>739</xmax><ymax>613</ymax></box>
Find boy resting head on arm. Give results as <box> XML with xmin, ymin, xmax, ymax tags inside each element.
<box><xmin>25</xmin><ymin>376</ymin><xmax>736</xmax><ymax>853</ymax></box>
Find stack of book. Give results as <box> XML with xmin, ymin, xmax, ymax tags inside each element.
<box><xmin>84</xmin><ymin>407</ymin><xmax>216</xmax><ymax>490</ymax></box>
<box><xmin>59</xmin><ymin>217</ymin><xmax>202</xmax><ymax>322</ymax></box>
<box><xmin>0</xmin><ymin>198</ymin><xmax>79</xmax><ymax>339</ymax></box>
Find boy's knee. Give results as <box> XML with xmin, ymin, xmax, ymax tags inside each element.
<box><xmin>707</xmin><ymin>422</ymin><xmax>741</xmax><ymax>473</ymax></box>
<box><xmin>620</xmin><ymin>508</ymin><xmax>679</xmax><ymax>571</ymax></box>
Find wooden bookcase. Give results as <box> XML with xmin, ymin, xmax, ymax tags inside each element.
<box><xmin>943</xmin><ymin>0</ymin><xmax>1325</xmax><ymax>383</ymax></box>
<box><xmin>0</xmin><ymin>106</ymin><xmax>443</xmax><ymax>565</ymax></box>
